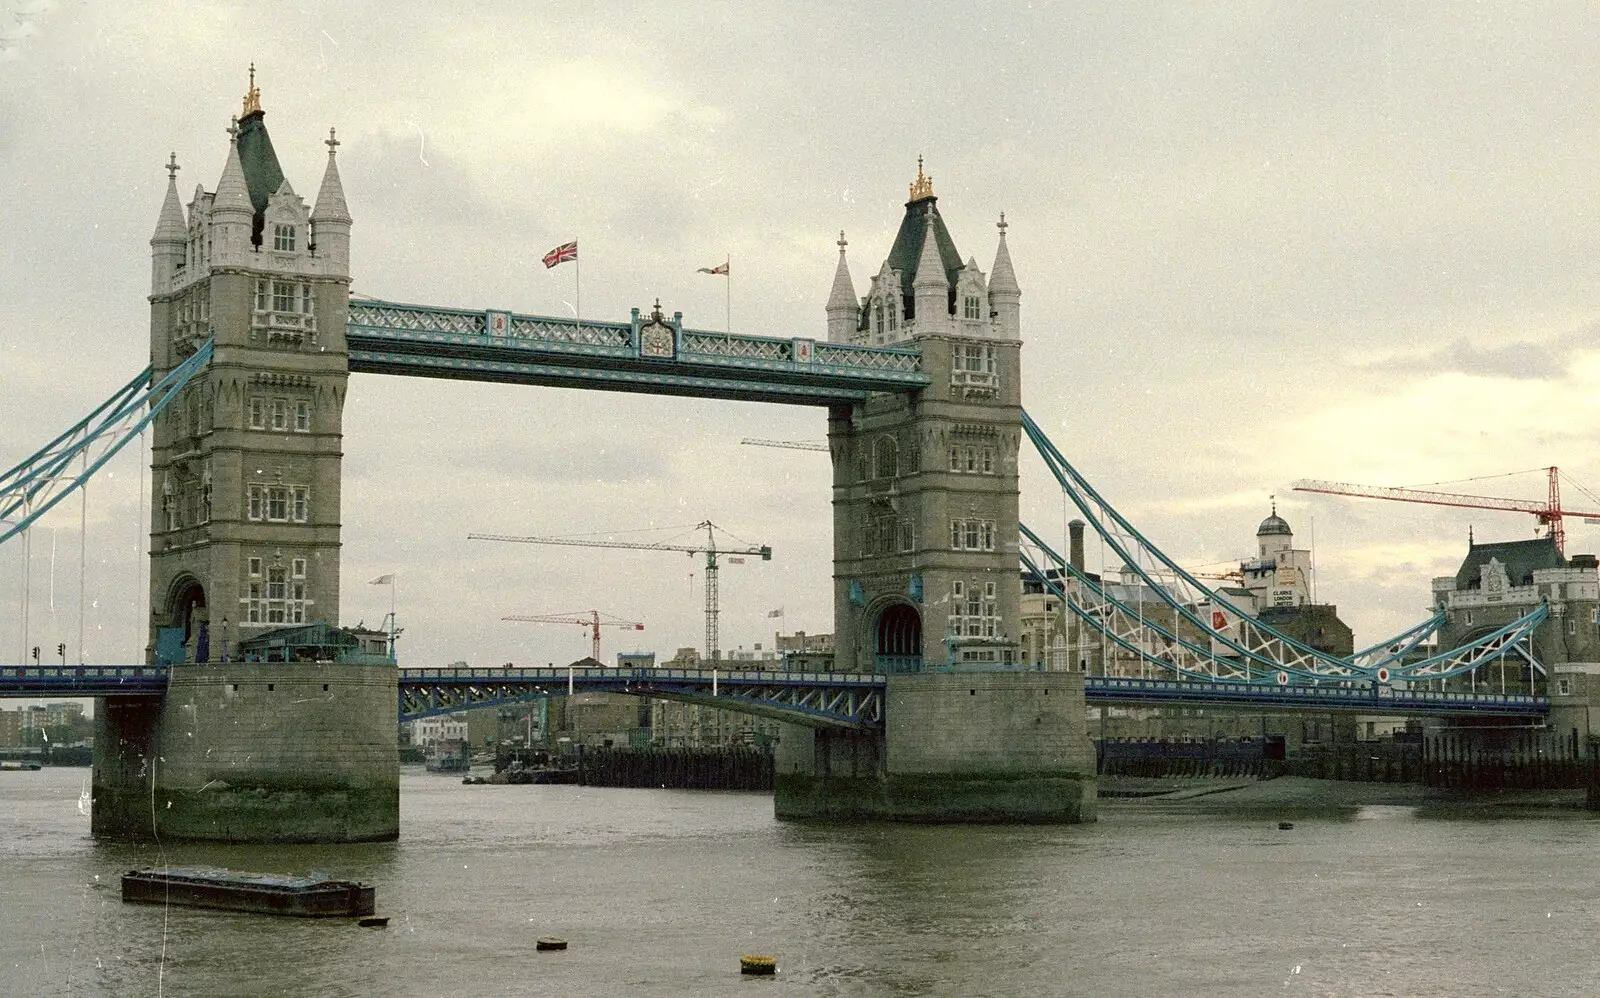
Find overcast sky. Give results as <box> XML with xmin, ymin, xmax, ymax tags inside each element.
<box><xmin>4</xmin><ymin>2</ymin><xmax>1600</xmax><ymax>678</ymax></box>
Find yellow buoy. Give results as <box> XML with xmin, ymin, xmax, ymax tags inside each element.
<box><xmin>536</xmin><ymin>937</ymin><xmax>568</xmax><ymax>951</ymax></box>
<box><xmin>740</xmin><ymin>954</ymin><xmax>776</xmax><ymax>976</ymax></box>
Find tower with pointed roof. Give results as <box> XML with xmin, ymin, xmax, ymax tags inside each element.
<box><xmin>98</xmin><ymin>71</ymin><xmax>395</xmax><ymax>843</ymax></box>
<box><xmin>780</xmin><ymin>162</ymin><xmax>1093</xmax><ymax>825</ymax></box>
<box><xmin>823</xmin><ymin>160</ymin><xmax>1026</xmax><ymax>674</ymax></box>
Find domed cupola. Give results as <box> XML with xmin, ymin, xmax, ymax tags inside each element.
<box><xmin>1257</xmin><ymin>511</ymin><xmax>1292</xmax><ymax>537</ymax></box>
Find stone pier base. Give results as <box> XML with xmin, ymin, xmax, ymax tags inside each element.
<box><xmin>92</xmin><ymin>662</ymin><xmax>399</xmax><ymax>843</ymax></box>
<box><xmin>775</xmin><ymin>671</ymin><xmax>1097</xmax><ymax>824</ymax></box>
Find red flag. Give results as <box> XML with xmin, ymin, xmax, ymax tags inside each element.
<box><xmin>543</xmin><ymin>241</ymin><xmax>578</xmax><ymax>268</ymax></box>
<box><xmin>696</xmin><ymin>261</ymin><xmax>729</xmax><ymax>275</ymax></box>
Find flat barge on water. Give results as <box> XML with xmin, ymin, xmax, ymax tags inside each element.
<box><xmin>121</xmin><ymin>867</ymin><xmax>375</xmax><ymax>917</ymax></box>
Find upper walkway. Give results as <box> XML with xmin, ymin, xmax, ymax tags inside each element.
<box><xmin>345</xmin><ymin>299</ymin><xmax>930</xmax><ymax>405</ymax></box>
<box><xmin>0</xmin><ymin>664</ymin><xmax>1549</xmax><ymax>726</ymax></box>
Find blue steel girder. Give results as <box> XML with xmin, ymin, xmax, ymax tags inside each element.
<box><xmin>0</xmin><ymin>665</ymin><xmax>168</xmax><ymax>697</ymax></box>
<box><xmin>345</xmin><ymin>299</ymin><xmax>929</xmax><ymax>405</ymax></box>
<box><xmin>1085</xmin><ymin>676</ymin><xmax>1548</xmax><ymax>717</ymax></box>
<box><xmin>397</xmin><ymin>666</ymin><xmax>885</xmax><ymax>729</ymax></box>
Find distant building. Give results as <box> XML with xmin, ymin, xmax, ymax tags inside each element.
<box><xmin>775</xmin><ymin>631</ymin><xmax>835</xmax><ymax>672</ymax></box>
<box><xmin>0</xmin><ymin>709</ymin><xmax>21</xmax><ymax>747</ymax></box>
<box><xmin>1432</xmin><ymin>535</ymin><xmax>1600</xmax><ymax>695</ymax></box>
<box><xmin>649</xmin><ymin>647</ymin><xmax>781</xmax><ymax>748</ymax></box>
<box><xmin>407</xmin><ymin>714</ymin><xmax>466</xmax><ymax>748</ymax></box>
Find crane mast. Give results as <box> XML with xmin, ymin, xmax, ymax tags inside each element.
<box><xmin>469</xmin><ymin>520</ymin><xmax>771</xmax><ymax>660</ymax></box>
<box><xmin>503</xmin><ymin>610</ymin><xmax>644</xmax><ymax>662</ymax></box>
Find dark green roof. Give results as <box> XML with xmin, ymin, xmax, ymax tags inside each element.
<box><xmin>235</xmin><ymin>110</ymin><xmax>285</xmax><ymax>245</ymax></box>
<box><xmin>870</xmin><ymin>195</ymin><xmax>965</xmax><ymax>325</ymax></box>
<box><xmin>1454</xmin><ymin>536</ymin><xmax>1562</xmax><ymax>590</ymax></box>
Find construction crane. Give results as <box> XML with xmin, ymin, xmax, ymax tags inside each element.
<box><xmin>468</xmin><ymin>521</ymin><xmax>771</xmax><ymax>660</ymax></box>
<box><xmin>1293</xmin><ymin>467</ymin><xmax>1600</xmax><ymax>554</ymax></box>
<box><xmin>502</xmin><ymin>610</ymin><xmax>644</xmax><ymax>662</ymax></box>
<box><xmin>740</xmin><ymin>438</ymin><xmax>828</xmax><ymax>452</ymax></box>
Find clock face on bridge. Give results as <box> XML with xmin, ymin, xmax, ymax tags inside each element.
<box><xmin>639</xmin><ymin>320</ymin><xmax>675</xmax><ymax>359</ymax></box>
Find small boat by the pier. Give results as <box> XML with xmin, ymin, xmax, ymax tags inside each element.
<box><xmin>121</xmin><ymin>867</ymin><xmax>375</xmax><ymax>918</ymax></box>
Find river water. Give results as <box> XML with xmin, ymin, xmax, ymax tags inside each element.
<box><xmin>3</xmin><ymin>767</ymin><xmax>1599</xmax><ymax>997</ymax></box>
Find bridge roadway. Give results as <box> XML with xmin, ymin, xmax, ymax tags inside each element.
<box><xmin>0</xmin><ymin>665</ymin><xmax>1549</xmax><ymax>729</ymax></box>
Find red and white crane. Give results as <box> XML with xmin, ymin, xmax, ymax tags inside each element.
<box><xmin>1293</xmin><ymin>466</ymin><xmax>1600</xmax><ymax>554</ymax></box>
<box><xmin>502</xmin><ymin>610</ymin><xmax>644</xmax><ymax>662</ymax></box>
<box><xmin>470</xmin><ymin>521</ymin><xmax>771</xmax><ymax>660</ymax></box>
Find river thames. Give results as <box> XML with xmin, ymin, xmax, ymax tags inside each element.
<box><xmin>3</xmin><ymin>767</ymin><xmax>1599</xmax><ymax>996</ymax></box>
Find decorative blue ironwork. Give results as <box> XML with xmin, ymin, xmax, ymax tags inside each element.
<box><xmin>1085</xmin><ymin>676</ymin><xmax>1548</xmax><ymax>717</ymax></box>
<box><xmin>346</xmin><ymin>298</ymin><xmax>927</xmax><ymax>405</ymax></box>
<box><xmin>0</xmin><ymin>665</ymin><xmax>168</xmax><ymax>697</ymax></box>
<box><xmin>397</xmin><ymin>665</ymin><xmax>886</xmax><ymax>729</ymax></box>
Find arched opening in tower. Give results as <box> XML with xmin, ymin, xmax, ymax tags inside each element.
<box><xmin>165</xmin><ymin>577</ymin><xmax>209</xmax><ymax>664</ymax></box>
<box><xmin>875</xmin><ymin>603</ymin><xmax>922</xmax><ymax>673</ymax></box>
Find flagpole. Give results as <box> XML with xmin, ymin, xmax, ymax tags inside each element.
<box><xmin>389</xmin><ymin>575</ymin><xmax>396</xmax><ymax>661</ymax></box>
<box><xmin>725</xmin><ymin>252</ymin><xmax>731</xmax><ymax>337</ymax></box>
<box><xmin>575</xmin><ymin>246</ymin><xmax>582</xmax><ymax>337</ymax></box>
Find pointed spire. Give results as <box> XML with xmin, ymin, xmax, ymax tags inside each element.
<box><xmin>909</xmin><ymin>155</ymin><xmax>935</xmax><ymax>202</ymax></box>
<box><xmin>151</xmin><ymin>152</ymin><xmax>187</xmax><ymax>244</ymax></box>
<box><xmin>827</xmin><ymin>231</ymin><xmax>856</xmax><ymax>309</ymax></box>
<box><xmin>242</xmin><ymin>63</ymin><xmax>262</xmax><ymax>117</ymax></box>
<box><xmin>989</xmin><ymin>211</ymin><xmax>1019</xmax><ymax>295</ymax></box>
<box><xmin>311</xmin><ymin>126</ymin><xmax>351</xmax><ymax>223</ymax></box>
<box><xmin>912</xmin><ymin>207</ymin><xmax>948</xmax><ymax>291</ymax></box>
<box><xmin>213</xmin><ymin>121</ymin><xmax>252</xmax><ymax>220</ymax></box>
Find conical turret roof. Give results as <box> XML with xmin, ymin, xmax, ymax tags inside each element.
<box><xmin>312</xmin><ymin>128</ymin><xmax>351</xmax><ymax>223</ymax></box>
<box><xmin>212</xmin><ymin>133</ymin><xmax>253</xmax><ymax>219</ymax></box>
<box><xmin>826</xmin><ymin>231</ymin><xmax>855</xmax><ymax>310</ymax></box>
<box><xmin>990</xmin><ymin>213</ymin><xmax>1019</xmax><ymax>295</ymax></box>
<box><xmin>151</xmin><ymin>155</ymin><xmax>187</xmax><ymax>243</ymax></box>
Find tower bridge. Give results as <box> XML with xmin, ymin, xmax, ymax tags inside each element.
<box><xmin>0</xmin><ymin>77</ymin><xmax>1568</xmax><ymax>841</ymax></box>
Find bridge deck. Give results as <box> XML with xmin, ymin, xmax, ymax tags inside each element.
<box><xmin>0</xmin><ymin>666</ymin><xmax>1548</xmax><ymax>721</ymax></box>
<box><xmin>346</xmin><ymin>300</ymin><xmax>930</xmax><ymax>405</ymax></box>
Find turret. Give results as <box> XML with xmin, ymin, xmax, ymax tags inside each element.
<box><xmin>989</xmin><ymin>213</ymin><xmax>1020</xmax><ymax>338</ymax></box>
<box><xmin>911</xmin><ymin>207</ymin><xmax>949</xmax><ymax>336</ymax></box>
<box><xmin>311</xmin><ymin>127</ymin><xmax>352</xmax><ymax>277</ymax></box>
<box><xmin>150</xmin><ymin>153</ymin><xmax>187</xmax><ymax>294</ymax></box>
<box><xmin>210</xmin><ymin>120</ymin><xmax>254</xmax><ymax>266</ymax></box>
<box><xmin>825</xmin><ymin>231</ymin><xmax>857</xmax><ymax>343</ymax></box>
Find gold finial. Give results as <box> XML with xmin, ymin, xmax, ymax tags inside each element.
<box><xmin>242</xmin><ymin>63</ymin><xmax>261</xmax><ymax>116</ymax></box>
<box><xmin>908</xmin><ymin>155</ymin><xmax>935</xmax><ymax>201</ymax></box>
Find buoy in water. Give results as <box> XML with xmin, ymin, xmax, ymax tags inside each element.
<box><xmin>536</xmin><ymin>937</ymin><xmax>568</xmax><ymax>951</ymax></box>
<box><xmin>357</xmin><ymin>916</ymin><xmax>389</xmax><ymax>928</ymax></box>
<box><xmin>1278</xmin><ymin>821</ymin><xmax>1295</xmax><ymax>830</ymax></box>
<box><xmin>740</xmin><ymin>954</ymin><xmax>777</xmax><ymax>976</ymax></box>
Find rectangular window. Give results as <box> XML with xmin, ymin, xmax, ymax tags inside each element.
<box><xmin>965</xmin><ymin>447</ymin><xmax>977</xmax><ymax>473</ymax></box>
<box><xmin>301</xmin><ymin>284</ymin><xmax>314</xmax><ymax>315</ymax></box>
<box><xmin>980</xmin><ymin>522</ymin><xmax>994</xmax><ymax>551</ymax></box>
<box><xmin>965</xmin><ymin>521</ymin><xmax>980</xmax><ymax>550</ymax></box>
<box><xmin>246</xmin><ymin>582</ymin><xmax>262</xmax><ymax>623</ymax></box>
<box><xmin>255</xmin><ymin>280</ymin><xmax>269</xmax><ymax>311</ymax></box>
<box><xmin>268</xmin><ymin>487</ymin><xmax>288</xmax><ymax>522</ymax></box>
<box><xmin>292</xmin><ymin>558</ymin><xmax>306</xmax><ymax>578</ymax></box>
<box><xmin>267</xmin><ymin>567</ymin><xmax>287</xmax><ymax>601</ymax></box>
<box><xmin>247</xmin><ymin>485</ymin><xmax>263</xmax><ymax>521</ymax></box>
<box><xmin>248</xmin><ymin>557</ymin><xmax>262</xmax><ymax>577</ymax></box>
<box><xmin>982</xmin><ymin>449</ymin><xmax>994</xmax><ymax>474</ymax></box>
<box><xmin>964</xmin><ymin>295</ymin><xmax>981</xmax><ymax>320</ymax></box>
<box><xmin>271</xmin><ymin>398</ymin><xmax>287</xmax><ymax>431</ymax></box>
<box><xmin>950</xmin><ymin>446</ymin><xmax>961</xmax><ymax>472</ymax></box>
<box><xmin>951</xmin><ymin>520</ymin><xmax>963</xmax><ymax>549</ymax></box>
<box><xmin>294</xmin><ymin>400</ymin><xmax>310</xmax><ymax>432</ymax></box>
<box><xmin>291</xmin><ymin>487</ymin><xmax>309</xmax><ymax>523</ymax></box>
<box><xmin>984</xmin><ymin>581</ymin><xmax>996</xmax><ymax>599</ymax></box>
<box><xmin>248</xmin><ymin>397</ymin><xmax>265</xmax><ymax>429</ymax></box>
<box><xmin>952</xmin><ymin>581</ymin><xmax>965</xmax><ymax>600</ymax></box>
<box><xmin>897</xmin><ymin>519</ymin><xmax>914</xmax><ymax>553</ymax></box>
<box><xmin>273</xmin><ymin>225</ymin><xmax>296</xmax><ymax>252</ymax></box>
<box><xmin>273</xmin><ymin>281</ymin><xmax>295</xmax><ymax>313</ymax></box>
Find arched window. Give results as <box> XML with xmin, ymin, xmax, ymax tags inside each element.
<box><xmin>872</xmin><ymin>436</ymin><xmax>898</xmax><ymax>479</ymax></box>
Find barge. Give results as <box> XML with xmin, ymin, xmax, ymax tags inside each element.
<box><xmin>121</xmin><ymin>867</ymin><xmax>375</xmax><ymax>917</ymax></box>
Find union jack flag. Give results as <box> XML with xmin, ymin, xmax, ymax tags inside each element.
<box><xmin>542</xmin><ymin>240</ymin><xmax>577</xmax><ymax>268</ymax></box>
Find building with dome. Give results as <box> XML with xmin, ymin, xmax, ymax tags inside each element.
<box><xmin>1239</xmin><ymin>504</ymin><xmax>1314</xmax><ymax>613</ymax></box>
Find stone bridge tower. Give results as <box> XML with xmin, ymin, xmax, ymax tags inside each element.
<box><xmin>776</xmin><ymin>163</ymin><xmax>1096</xmax><ymax>823</ymax></box>
<box><xmin>93</xmin><ymin>73</ymin><xmax>397</xmax><ymax>843</ymax></box>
